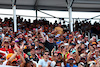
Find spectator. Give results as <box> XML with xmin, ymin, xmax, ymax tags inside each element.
<box><xmin>40</xmin><ymin>28</ymin><xmax>57</xmax><ymax>55</ymax></box>
<box><xmin>38</xmin><ymin>51</ymin><xmax>52</xmax><ymax>67</ymax></box>
<box><xmin>3</xmin><ymin>44</ymin><xmax>26</xmax><ymax>67</ymax></box>
<box><xmin>52</xmin><ymin>22</ymin><xmax>63</xmax><ymax>35</ymax></box>
<box><xmin>0</xmin><ymin>17</ymin><xmax>100</xmax><ymax>67</ymax></box>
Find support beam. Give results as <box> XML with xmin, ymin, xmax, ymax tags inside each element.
<box><xmin>66</xmin><ymin>0</ymin><xmax>74</xmax><ymax>32</ymax></box>
<box><xmin>34</xmin><ymin>0</ymin><xmax>38</xmax><ymax>6</ymax></box>
<box><xmin>34</xmin><ymin>0</ymin><xmax>38</xmax><ymax>21</ymax></box>
<box><xmin>12</xmin><ymin>0</ymin><xmax>17</xmax><ymax>32</ymax></box>
<box><xmin>13</xmin><ymin>5</ymin><xmax>17</xmax><ymax>32</ymax></box>
<box><xmin>36</xmin><ymin>9</ymin><xmax>37</xmax><ymax>20</ymax></box>
<box><xmin>69</xmin><ymin>7</ymin><xmax>73</xmax><ymax>32</ymax></box>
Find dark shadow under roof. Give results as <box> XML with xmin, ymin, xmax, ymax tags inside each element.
<box><xmin>0</xmin><ymin>0</ymin><xmax>100</xmax><ymax>12</ymax></box>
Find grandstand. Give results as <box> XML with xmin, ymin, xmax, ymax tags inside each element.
<box><xmin>0</xmin><ymin>0</ymin><xmax>100</xmax><ymax>67</ymax></box>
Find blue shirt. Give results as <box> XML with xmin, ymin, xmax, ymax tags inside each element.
<box><xmin>65</xmin><ymin>63</ymin><xmax>78</xmax><ymax>67</ymax></box>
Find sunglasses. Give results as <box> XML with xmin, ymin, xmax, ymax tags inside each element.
<box><xmin>44</xmin><ymin>54</ymin><xmax>49</xmax><ymax>55</ymax></box>
<box><xmin>54</xmin><ymin>55</ymin><xmax>57</xmax><ymax>57</ymax></box>
<box><xmin>49</xmin><ymin>37</ymin><xmax>54</xmax><ymax>38</ymax></box>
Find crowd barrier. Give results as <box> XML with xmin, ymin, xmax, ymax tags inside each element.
<box><xmin>0</xmin><ymin>65</ymin><xmax>19</xmax><ymax>67</ymax></box>
<box><xmin>0</xmin><ymin>61</ymin><xmax>38</xmax><ymax>67</ymax></box>
<box><xmin>0</xmin><ymin>50</ymin><xmax>8</xmax><ymax>56</ymax></box>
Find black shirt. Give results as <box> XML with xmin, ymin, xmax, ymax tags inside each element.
<box><xmin>44</xmin><ymin>40</ymin><xmax>57</xmax><ymax>55</ymax></box>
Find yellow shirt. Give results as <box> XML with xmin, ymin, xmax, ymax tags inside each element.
<box><xmin>55</xmin><ymin>27</ymin><xmax>63</xmax><ymax>35</ymax></box>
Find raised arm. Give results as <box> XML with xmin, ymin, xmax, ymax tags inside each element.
<box><xmin>75</xmin><ymin>44</ymin><xmax>80</xmax><ymax>63</ymax></box>
<box><xmin>16</xmin><ymin>43</ymin><xmax>26</xmax><ymax>67</ymax></box>
<box><xmin>87</xmin><ymin>50</ymin><xmax>92</xmax><ymax>63</ymax></box>
<box><xmin>39</xmin><ymin>28</ymin><xmax>46</xmax><ymax>43</ymax></box>
<box><xmin>87</xmin><ymin>46</ymin><xmax>93</xmax><ymax>63</ymax></box>
<box><xmin>18</xmin><ymin>51</ymin><xmax>26</xmax><ymax>67</ymax></box>
<box><xmin>7</xmin><ymin>51</ymin><xmax>17</xmax><ymax>65</ymax></box>
<box><xmin>51</xmin><ymin>29</ymin><xmax>57</xmax><ymax>34</ymax></box>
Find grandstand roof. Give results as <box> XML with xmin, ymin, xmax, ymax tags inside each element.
<box><xmin>0</xmin><ymin>0</ymin><xmax>100</xmax><ymax>12</ymax></box>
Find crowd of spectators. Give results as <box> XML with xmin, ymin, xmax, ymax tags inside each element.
<box><xmin>74</xmin><ymin>20</ymin><xmax>100</xmax><ymax>38</ymax></box>
<box><xmin>0</xmin><ymin>17</ymin><xmax>100</xmax><ymax>67</ymax></box>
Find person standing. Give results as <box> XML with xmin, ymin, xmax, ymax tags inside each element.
<box><xmin>52</xmin><ymin>22</ymin><xmax>63</xmax><ymax>35</ymax></box>
<box><xmin>39</xmin><ymin>28</ymin><xmax>57</xmax><ymax>55</ymax></box>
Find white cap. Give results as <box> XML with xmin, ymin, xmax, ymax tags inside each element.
<box><xmin>78</xmin><ymin>35</ymin><xmax>81</xmax><ymax>38</ymax></box>
<box><xmin>64</xmin><ymin>43</ymin><xmax>69</xmax><ymax>46</ymax></box>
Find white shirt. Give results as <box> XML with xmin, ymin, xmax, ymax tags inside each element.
<box><xmin>38</xmin><ymin>59</ymin><xmax>51</xmax><ymax>67</ymax></box>
<box><xmin>84</xmin><ymin>41</ymin><xmax>89</xmax><ymax>47</ymax></box>
<box><xmin>77</xmin><ymin>40</ymin><xmax>82</xmax><ymax>44</ymax></box>
<box><xmin>51</xmin><ymin>61</ymin><xmax>56</xmax><ymax>67</ymax></box>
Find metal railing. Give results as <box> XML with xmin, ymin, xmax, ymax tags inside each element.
<box><xmin>0</xmin><ymin>50</ymin><xmax>8</xmax><ymax>61</ymax></box>
<box><xmin>91</xmin><ymin>33</ymin><xmax>98</xmax><ymax>40</ymax></box>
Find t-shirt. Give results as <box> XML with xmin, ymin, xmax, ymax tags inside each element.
<box><xmin>38</xmin><ymin>59</ymin><xmax>51</xmax><ymax>67</ymax></box>
<box><xmin>54</xmin><ymin>27</ymin><xmax>63</xmax><ymax>35</ymax></box>
<box><xmin>44</xmin><ymin>40</ymin><xmax>57</xmax><ymax>55</ymax></box>
<box><xmin>77</xmin><ymin>40</ymin><xmax>82</xmax><ymax>44</ymax></box>
<box><xmin>84</xmin><ymin>41</ymin><xmax>89</xmax><ymax>47</ymax></box>
<box><xmin>0</xmin><ymin>48</ymin><xmax>14</xmax><ymax>56</ymax></box>
<box><xmin>65</xmin><ymin>63</ymin><xmax>78</xmax><ymax>67</ymax></box>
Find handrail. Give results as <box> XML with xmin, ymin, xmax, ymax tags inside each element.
<box><xmin>0</xmin><ymin>50</ymin><xmax>8</xmax><ymax>56</ymax></box>
<box><xmin>91</xmin><ymin>33</ymin><xmax>98</xmax><ymax>40</ymax></box>
<box><xmin>78</xmin><ymin>28</ymin><xmax>82</xmax><ymax>34</ymax></box>
<box><xmin>85</xmin><ymin>31</ymin><xmax>90</xmax><ymax>41</ymax></box>
<box><xmin>0</xmin><ymin>50</ymin><xmax>8</xmax><ymax>61</ymax></box>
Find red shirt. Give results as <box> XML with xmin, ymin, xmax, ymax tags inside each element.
<box><xmin>0</xmin><ymin>48</ymin><xmax>14</xmax><ymax>56</ymax></box>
